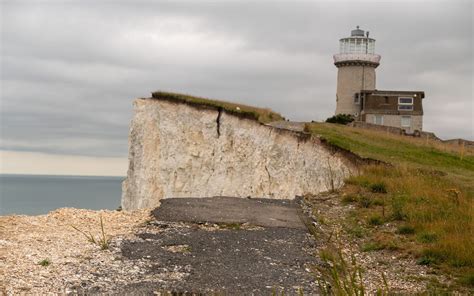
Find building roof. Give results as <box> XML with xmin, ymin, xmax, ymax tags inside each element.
<box><xmin>361</xmin><ymin>90</ymin><xmax>425</xmax><ymax>99</ymax></box>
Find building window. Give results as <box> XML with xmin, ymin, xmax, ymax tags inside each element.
<box><xmin>398</xmin><ymin>97</ymin><xmax>413</xmax><ymax>111</ymax></box>
<box><xmin>354</xmin><ymin>93</ymin><xmax>360</xmax><ymax>104</ymax></box>
<box><xmin>398</xmin><ymin>105</ymin><xmax>413</xmax><ymax>111</ymax></box>
<box><xmin>399</xmin><ymin>97</ymin><xmax>413</xmax><ymax>104</ymax></box>
<box><xmin>401</xmin><ymin>116</ymin><xmax>411</xmax><ymax>127</ymax></box>
<box><xmin>374</xmin><ymin>115</ymin><xmax>383</xmax><ymax>125</ymax></box>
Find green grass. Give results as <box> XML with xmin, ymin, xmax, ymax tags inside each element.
<box><xmin>70</xmin><ymin>215</ymin><xmax>109</xmax><ymax>250</ymax></box>
<box><xmin>351</xmin><ymin>166</ymin><xmax>473</xmax><ymax>268</ymax></box>
<box><xmin>358</xmin><ymin>195</ymin><xmax>373</xmax><ymax>208</ymax></box>
<box><xmin>417</xmin><ymin>255</ymin><xmax>437</xmax><ymax>266</ymax></box>
<box><xmin>369</xmin><ymin>182</ymin><xmax>387</xmax><ymax>193</ymax></box>
<box><xmin>362</xmin><ymin>242</ymin><xmax>385</xmax><ymax>252</ymax></box>
<box><xmin>459</xmin><ymin>273</ymin><xmax>474</xmax><ymax>287</ymax></box>
<box><xmin>367</xmin><ymin>214</ymin><xmax>384</xmax><ymax>226</ymax></box>
<box><xmin>317</xmin><ymin>247</ymin><xmax>390</xmax><ymax>295</ymax></box>
<box><xmin>305</xmin><ymin>122</ymin><xmax>474</xmax><ymax>192</ymax></box>
<box><xmin>38</xmin><ymin>259</ymin><xmax>51</xmax><ymax>266</ymax></box>
<box><xmin>417</xmin><ymin>232</ymin><xmax>438</xmax><ymax>243</ymax></box>
<box><xmin>152</xmin><ymin>91</ymin><xmax>285</xmax><ymax>124</ymax></box>
<box><xmin>341</xmin><ymin>194</ymin><xmax>358</xmax><ymax>204</ymax></box>
<box><xmin>305</xmin><ymin>122</ymin><xmax>474</xmax><ymax>288</ymax></box>
<box><xmin>397</xmin><ymin>225</ymin><xmax>415</xmax><ymax>235</ymax></box>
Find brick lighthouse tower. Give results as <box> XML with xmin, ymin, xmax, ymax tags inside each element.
<box><xmin>334</xmin><ymin>26</ymin><xmax>381</xmax><ymax>116</ymax></box>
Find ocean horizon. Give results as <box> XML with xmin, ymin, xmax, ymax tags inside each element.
<box><xmin>0</xmin><ymin>174</ymin><xmax>125</xmax><ymax>216</ymax></box>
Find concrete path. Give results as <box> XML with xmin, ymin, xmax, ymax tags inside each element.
<box><xmin>118</xmin><ymin>197</ymin><xmax>320</xmax><ymax>295</ymax></box>
<box><xmin>152</xmin><ymin>196</ymin><xmax>308</xmax><ymax>229</ymax></box>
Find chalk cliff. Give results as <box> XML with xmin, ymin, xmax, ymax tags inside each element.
<box><xmin>122</xmin><ymin>97</ymin><xmax>356</xmax><ymax>210</ymax></box>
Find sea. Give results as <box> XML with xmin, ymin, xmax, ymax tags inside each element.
<box><xmin>0</xmin><ymin>174</ymin><xmax>124</xmax><ymax>216</ymax></box>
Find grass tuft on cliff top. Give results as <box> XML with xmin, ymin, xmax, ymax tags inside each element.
<box><xmin>151</xmin><ymin>91</ymin><xmax>285</xmax><ymax>124</ymax></box>
<box><xmin>305</xmin><ymin>122</ymin><xmax>474</xmax><ymax>288</ymax></box>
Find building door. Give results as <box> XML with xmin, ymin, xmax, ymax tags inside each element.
<box><xmin>374</xmin><ymin>115</ymin><xmax>383</xmax><ymax>125</ymax></box>
<box><xmin>401</xmin><ymin>116</ymin><xmax>412</xmax><ymax>132</ymax></box>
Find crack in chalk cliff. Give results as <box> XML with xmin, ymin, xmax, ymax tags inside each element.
<box><xmin>216</xmin><ymin>107</ymin><xmax>223</xmax><ymax>138</ymax></box>
<box><xmin>264</xmin><ymin>165</ymin><xmax>272</xmax><ymax>194</ymax></box>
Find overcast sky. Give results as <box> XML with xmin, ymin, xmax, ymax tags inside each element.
<box><xmin>1</xmin><ymin>0</ymin><xmax>473</xmax><ymax>175</ymax></box>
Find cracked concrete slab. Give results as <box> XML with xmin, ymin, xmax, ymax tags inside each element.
<box><xmin>151</xmin><ymin>196</ymin><xmax>309</xmax><ymax>229</ymax></box>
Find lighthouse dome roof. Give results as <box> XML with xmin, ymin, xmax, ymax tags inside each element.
<box><xmin>351</xmin><ymin>26</ymin><xmax>365</xmax><ymax>37</ymax></box>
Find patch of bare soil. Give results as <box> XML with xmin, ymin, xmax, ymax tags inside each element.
<box><xmin>0</xmin><ymin>208</ymin><xmax>151</xmax><ymax>294</ymax></box>
<box><xmin>303</xmin><ymin>193</ymin><xmax>459</xmax><ymax>294</ymax></box>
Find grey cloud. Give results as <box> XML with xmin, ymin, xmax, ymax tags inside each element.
<box><xmin>1</xmin><ymin>0</ymin><xmax>472</xmax><ymax>160</ymax></box>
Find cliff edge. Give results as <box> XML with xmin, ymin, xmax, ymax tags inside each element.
<box><xmin>122</xmin><ymin>93</ymin><xmax>356</xmax><ymax>210</ymax></box>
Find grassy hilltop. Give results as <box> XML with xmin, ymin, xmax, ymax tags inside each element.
<box><xmin>305</xmin><ymin>122</ymin><xmax>474</xmax><ymax>289</ymax></box>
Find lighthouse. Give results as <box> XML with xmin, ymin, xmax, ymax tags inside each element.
<box><xmin>332</xmin><ymin>26</ymin><xmax>426</xmax><ymax>134</ymax></box>
<box><xmin>334</xmin><ymin>26</ymin><xmax>381</xmax><ymax>116</ymax></box>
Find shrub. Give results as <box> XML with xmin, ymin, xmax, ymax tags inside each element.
<box><xmin>341</xmin><ymin>194</ymin><xmax>358</xmax><ymax>204</ymax></box>
<box><xmin>417</xmin><ymin>232</ymin><xmax>438</xmax><ymax>243</ymax></box>
<box><xmin>459</xmin><ymin>273</ymin><xmax>474</xmax><ymax>287</ymax></box>
<box><xmin>367</xmin><ymin>215</ymin><xmax>383</xmax><ymax>226</ymax></box>
<box><xmin>325</xmin><ymin>114</ymin><xmax>354</xmax><ymax>125</ymax></box>
<box><xmin>391</xmin><ymin>195</ymin><xmax>407</xmax><ymax>221</ymax></box>
<box><xmin>38</xmin><ymin>259</ymin><xmax>51</xmax><ymax>266</ymax></box>
<box><xmin>417</xmin><ymin>248</ymin><xmax>444</xmax><ymax>266</ymax></box>
<box><xmin>417</xmin><ymin>256</ymin><xmax>436</xmax><ymax>266</ymax></box>
<box><xmin>71</xmin><ymin>215</ymin><xmax>110</xmax><ymax>250</ymax></box>
<box><xmin>347</xmin><ymin>225</ymin><xmax>365</xmax><ymax>238</ymax></box>
<box><xmin>397</xmin><ymin>225</ymin><xmax>415</xmax><ymax>235</ymax></box>
<box><xmin>372</xmin><ymin>197</ymin><xmax>385</xmax><ymax>206</ymax></box>
<box><xmin>358</xmin><ymin>195</ymin><xmax>372</xmax><ymax>208</ymax></box>
<box><xmin>362</xmin><ymin>242</ymin><xmax>385</xmax><ymax>252</ymax></box>
<box><xmin>421</xmin><ymin>248</ymin><xmax>447</xmax><ymax>263</ymax></box>
<box><xmin>316</xmin><ymin>247</ymin><xmax>387</xmax><ymax>295</ymax></box>
<box><xmin>370</xmin><ymin>182</ymin><xmax>387</xmax><ymax>193</ymax></box>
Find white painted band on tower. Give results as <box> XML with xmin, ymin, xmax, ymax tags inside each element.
<box><xmin>333</xmin><ymin>53</ymin><xmax>381</xmax><ymax>65</ymax></box>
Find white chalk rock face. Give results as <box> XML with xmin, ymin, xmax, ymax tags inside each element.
<box><xmin>122</xmin><ymin>99</ymin><xmax>356</xmax><ymax>210</ymax></box>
